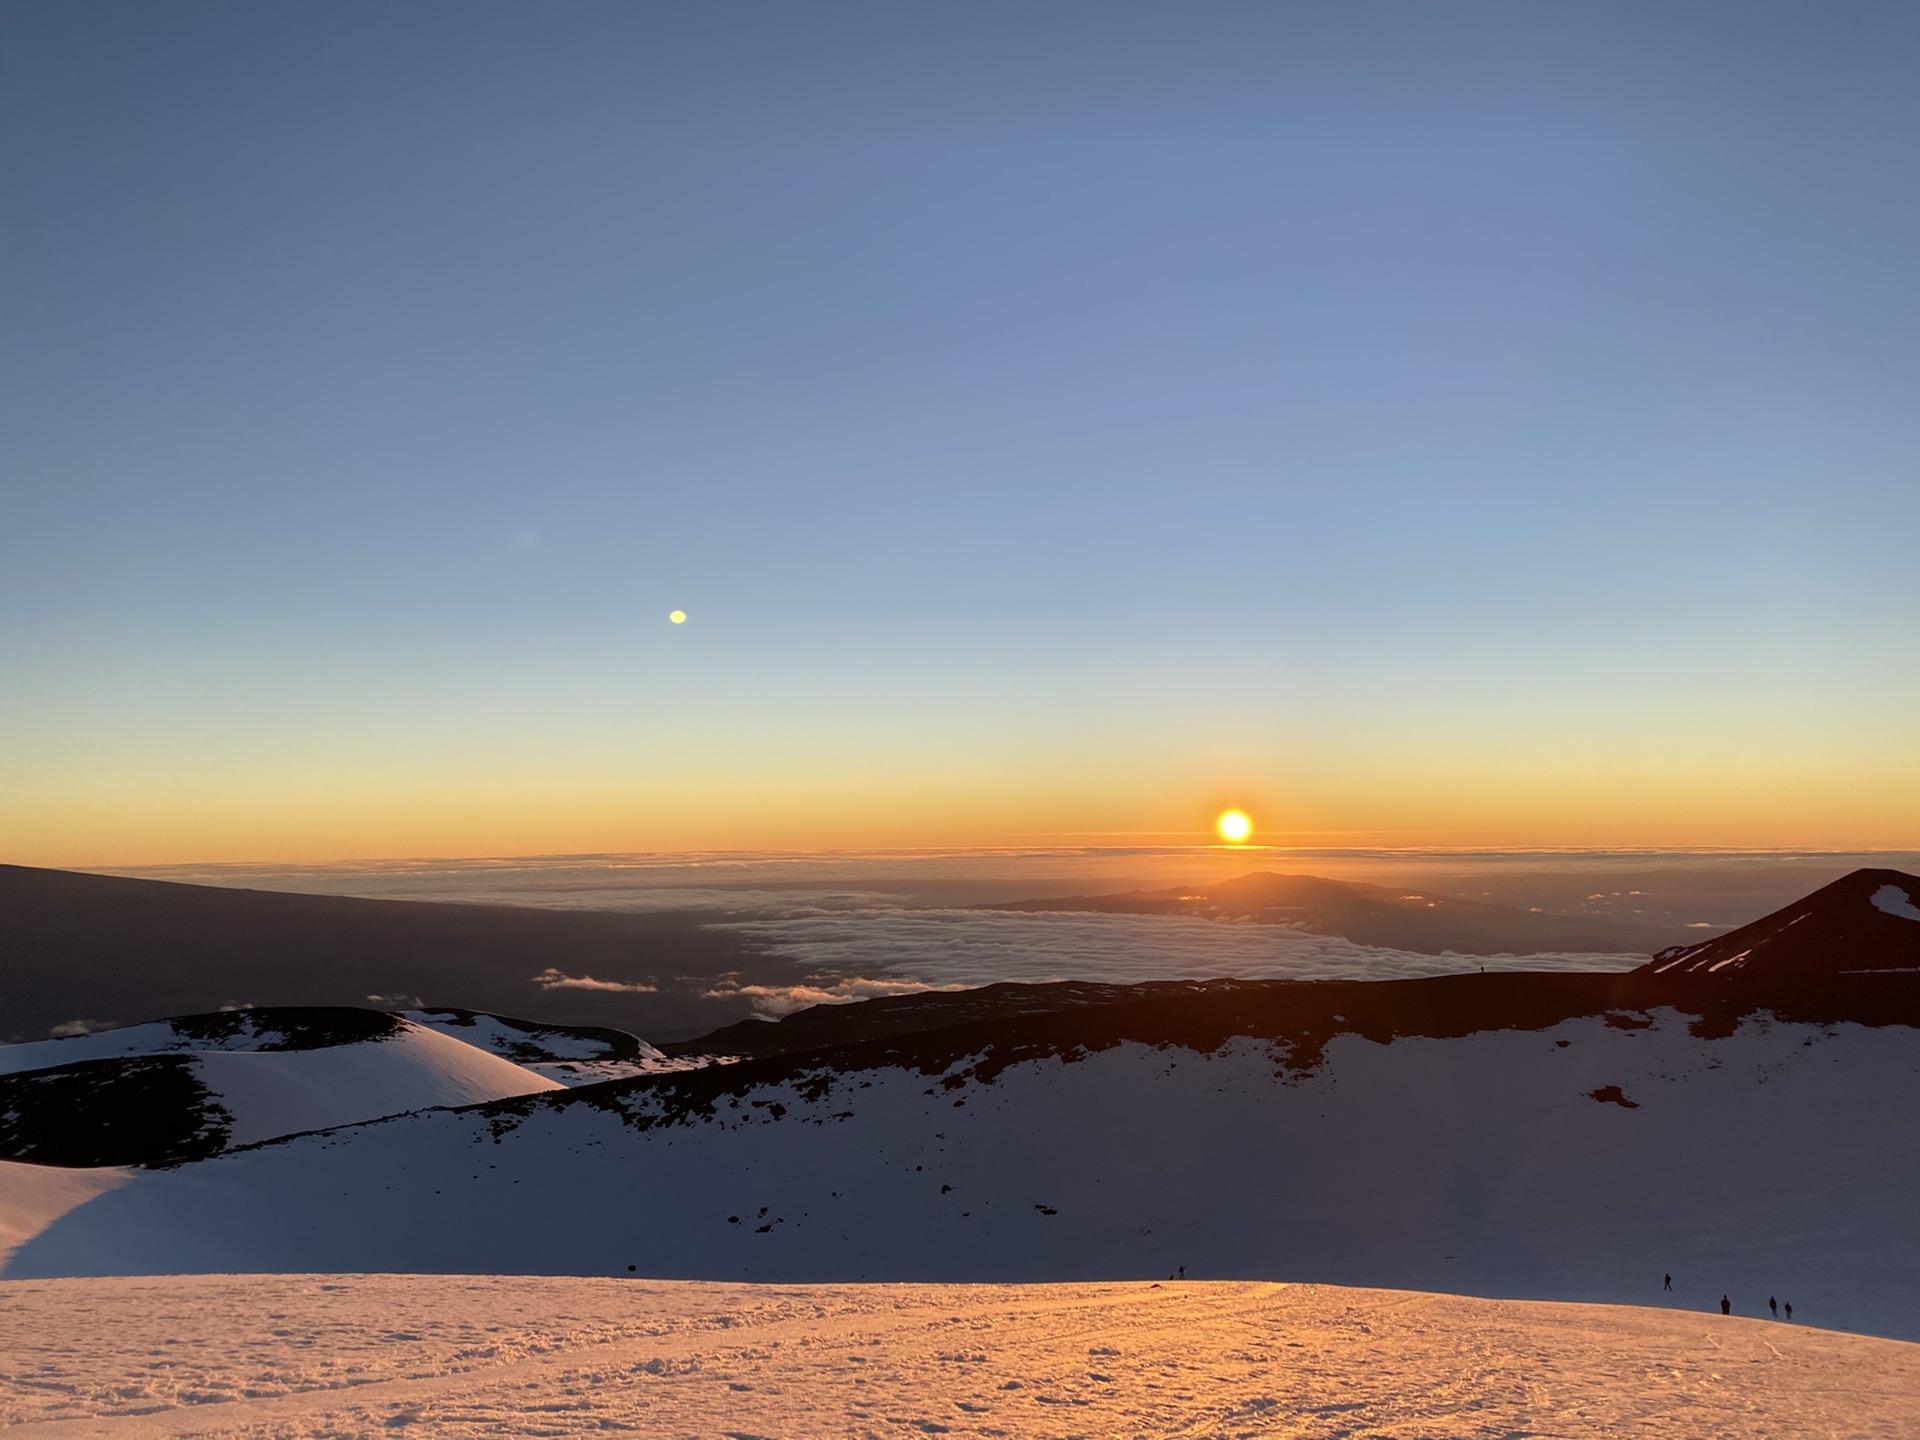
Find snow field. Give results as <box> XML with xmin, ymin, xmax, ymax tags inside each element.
<box><xmin>0</xmin><ymin>1273</ymin><xmax>1913</xmax><ymax>1438</ymax></box>
<box><xmin>11</xmin><ymin>1010</ymin><xmax>1919</xmax><ymax>1341</ymax></box>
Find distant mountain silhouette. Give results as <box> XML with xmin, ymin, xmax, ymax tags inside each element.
<box><xmin>0</xmin><ymin>865</ymin><xmax>792</xmax><ymax>1043</ymax></box>
<box><xmin>989</xmin><ymin>871</ymin><xmax>1685</xmax><ymax>956</ymax></box>
<box><xmin>1641</xmin><ymin>868</ymin><xmax>1920</xmax><ymax>979</ymax></box>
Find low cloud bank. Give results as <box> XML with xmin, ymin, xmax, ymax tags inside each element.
<box><xmin>720</xmin><ymin>909</ymin><xmax>1650</xmax><ymax>992</ymax></box>
<box><xmin>533</xmin><ymin>970</ymin><xmax>660</xmax><ymax>994</ymax></box>
<box><xmin>702</xmin><ymin>976</ymin><xmax>966</xmax><ymax>1018</ymax></box>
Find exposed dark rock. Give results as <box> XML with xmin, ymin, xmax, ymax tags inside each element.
<box><xmin>0</xmin><ymin>1056</ymin><xmax>231</xmax><ymax>1167</ymax></box>
<box><xmin>171</xmin><ymin>1007</ymin><xmax>402</xmax><ymax>1050</ymax></box>
<box><xmin>409</xmin><ymin>1007</ymin><xmax>651</xmax><ymax>1063</ymax></box>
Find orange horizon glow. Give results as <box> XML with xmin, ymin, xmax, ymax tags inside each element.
<box><xmin>7</xmin><ymin>774</ymin><xmax>1920</xmax><ymax>872</ymax></box>
<box><xmin>5</xmin><ymin>714</ymin><xmax>1919</xmax><ymax>870</ymax></box>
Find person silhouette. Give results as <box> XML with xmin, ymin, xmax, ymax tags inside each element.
<box><xmin>1663</xmin><ymin>1274</ymin><xmax>1672</xmax><ymax>1291</ymax></box>
<box><xmin>1784</xmin><ymin>1302</ymin><xmax>1792</xmax><ymax>1321</ymax></box>
<box><xmin>1178</xmin><ymin>1266</ymin><xmax>1186</xmax><ymax>1280</ymax></box>
<box><xmin>1769</xmin><ymin>1296</ymin><xmax>1778</xmax><ymax>1317</ymax></box>
<box><xmin>1720</xmin><ymin>1295</ymin><xmax>1731</xmax><ymax>1316</ymax></box>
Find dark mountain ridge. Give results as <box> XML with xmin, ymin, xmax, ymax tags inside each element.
<box><xmin>1645</xmin><ymin>867</ymin><xmax>1920</xmax><ymax>978</ymax></box>
<box><xmin>8</xmin><ymin>869</ymin><xmax>1916</xmax><ymax>1169</ymax></box>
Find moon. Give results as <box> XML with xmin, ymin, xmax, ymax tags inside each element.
<box><xmin>1216</xmin><ymin>810</ymin><xmax>1253</xmax><ymax>844</ymax></box>
<box><xmin>669</xmin><ymin>610</ymin><xmax>687</xmax><ymax>624</ymax></box>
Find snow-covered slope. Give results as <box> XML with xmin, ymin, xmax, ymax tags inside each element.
<box><xmin>190</xmin><ymin>1026</ymin><xmax>566</xmax><ymax>1145</ymax></box>
<box><xmin>401</xmin><ymin>1007</ymin><xmax>704</xmax><ymax>1085</ymax></box>
<box><xmin>0</xmin><ymin>1009</ymin><xmax>563</xmax><ymax>1165</ymax></box>
<box><xmin>5</xmin><ymin>1274</ymin><xmax>1915</xmax><ymax>1437</ymax></box>
<box><xmin>0</xmin><ymin>1007</ymin><xmax>402</xmax><ymax>1075</ymax></box>
<box><xmin>11</xmin><ymin>1007</ymin><xmax>1920</xmax><ymax>1339</ymax></box>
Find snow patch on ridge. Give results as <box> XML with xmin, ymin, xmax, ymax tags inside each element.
<box><xmin>1870</xmin><ymin>884</ymin><xmax>1920</xmax><ymax>922</ymax></box>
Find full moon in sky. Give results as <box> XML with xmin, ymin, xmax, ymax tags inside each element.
<box><xmin>1216</xmin><ymin>810</ymin><xmax>1253</xmax><ymax>843</ymax></box>
<box><xmin>669</xmin><ymin>610</ymin><xmax>687</xmax><ymax>624</ymax></box>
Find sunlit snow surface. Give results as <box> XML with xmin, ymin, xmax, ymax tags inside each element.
<box><xmin>0</xmin><ymin>1274</ymin><xmax>1913</xmax><ymax>1438</ymax></box>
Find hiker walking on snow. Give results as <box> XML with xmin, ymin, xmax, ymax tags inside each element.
<box><xmin>1663</xmin><ymin>1274</ymin><xmax>1672</xmax><ymax>1292</ymax></box>
<box><xmin>1720</xmin><ymin>1295</ymin><xmax>1731</xmax><ymax>1316</ymax></box>
<box><xmin>1785</xmin><ymin>1302</ymin><xmax>1792</xmax><ymax>1321</ymax></box>
<box><xmin>1769</xmin><ymin>1296</ymin><xmax>1778</xmax><ymax>1317</ymax></box>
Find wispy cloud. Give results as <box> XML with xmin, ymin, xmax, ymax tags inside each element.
<box><xmin>703</xmin><ymin>976</ymin><xmax>966</xmax><ymax>1018</ymax></box>
<box><xmin>533</xmin><ymin>969</ymin><xmax>660</xmax><ymax>994</ymax></box>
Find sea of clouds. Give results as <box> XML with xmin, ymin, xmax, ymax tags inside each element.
<box><xmin>118</xmin><ymin>848</ymin><xmax>1915</xmax><ymax>1019</ymax></box>
<box><xmin>707</xmin><ymin>906</ymin><xmax>1645</xmax><ymax>1013</ymax></box>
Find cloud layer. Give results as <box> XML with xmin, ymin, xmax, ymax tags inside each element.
<box><xmin>700</xmin><ymin>976</ymin><xmax>966</xmax><ymax>1018</ymax></box>
<box><xmin>720</xmin><ymin>909</ymin><xmax>1648</xmax><ymax>991</ymax></box>
<box><xmin>533</xmin><ymin>970</ymin><xmax>660</xmax><ymax>994</ymax></box>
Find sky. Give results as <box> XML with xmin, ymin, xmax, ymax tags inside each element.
<box><xmin>3</xmin><ymin>2</ymin><xmax>1918</xmax><ymax>866</ymax></box>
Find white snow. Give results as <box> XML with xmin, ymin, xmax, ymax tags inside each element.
<box><xmin>1871</xmin><ymin>883</ymin><xmax>1920</xmax><ymax>922</ymax></box>
<box><xmin>396</xmin><ymin>1011</ymin><xmax>717</xmax><ymax>1085</ymax></box>
<box><xmin>10</xmin><ymin>1011</ymin><xmax>1920</xmax><ymax>1341</ymax></box>
<box><xmin>402</xmin><ymin>1009</ymin><xmax>666</xmax><ymax>1062</ymax></box>
<box><xmin>194</xmin><ymin>1025</ymin><xmax>566</xmax><ymax>1146</ymax></box>
<box><xmin>0</xmin><ymin>1273</ymin><xmax>1912</xmax><ymax>1437</ymax></box>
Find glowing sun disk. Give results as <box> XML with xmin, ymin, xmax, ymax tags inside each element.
<box><xmin>1217</xmin><ymin>810</ymin><xmax>1253</xmax><ymax>844</ymax></box>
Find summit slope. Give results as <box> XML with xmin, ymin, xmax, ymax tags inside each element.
<box><xmin>1644</xmin><ymin>867</ymin><xmax>1920</xmax><ymax>979</ymax></box>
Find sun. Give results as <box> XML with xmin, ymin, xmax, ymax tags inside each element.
<box><xmin>669</xmin><ymin>610</ymin><xmax>687</xmax><ymax>624</ymax></box>
<box><xmin>1216</xmin><ymin>809</ymin><xmax>1253</xmax><ymax>844</ymax></box>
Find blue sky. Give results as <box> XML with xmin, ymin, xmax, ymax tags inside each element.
<box><xmin>4</xmin><ymin>3</ymin><xmax>1917</xmax><ymax>861</ymax></box>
